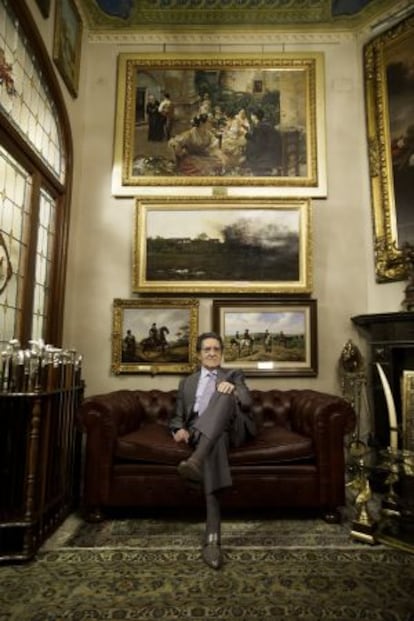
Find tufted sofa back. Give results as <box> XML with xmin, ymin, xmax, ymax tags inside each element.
<box><xmin>79</xmin><ymin>387</ymin><xmax>352</xmax><ymax>440</ymax></box>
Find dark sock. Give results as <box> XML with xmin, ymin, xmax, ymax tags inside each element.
<box><xmin>205</xmin><ymin>492</ymin><xmax>221</xmax><ymax>537</ymax></box>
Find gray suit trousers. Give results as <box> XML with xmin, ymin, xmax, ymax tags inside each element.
<box><xmin>192</xmin><ymin>392</ymin><xmax>245</xmax><ymax>494</ymax></box>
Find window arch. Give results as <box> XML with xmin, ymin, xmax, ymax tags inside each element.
<box><xmin>0</xmin><ymin>0</ymin><xmax>73</xmax><ymax>350</ymax></box>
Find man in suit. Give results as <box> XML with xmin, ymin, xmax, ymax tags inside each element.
<box><xmin>169</xmin><ymin>331</ymin><xmax>256</xmax><ymax>569</ymax></box>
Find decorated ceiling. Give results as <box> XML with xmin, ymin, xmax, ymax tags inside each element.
<box><xmin>76</xmin><ymin>0</ymin><xmax>407</xmax><ymax>31</ymax></box>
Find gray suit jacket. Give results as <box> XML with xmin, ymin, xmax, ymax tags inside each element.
<box><xmin>169</xmin><ymin>366</ymin><xmax>256</xmax><ymax>444</ymax></box>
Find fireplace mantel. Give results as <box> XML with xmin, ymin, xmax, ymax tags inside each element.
<box><xmin>352</xmin><ymin>312</ymin><xmax>414</xmax><ymax>448</ymax></box>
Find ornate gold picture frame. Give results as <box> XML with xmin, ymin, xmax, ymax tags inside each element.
<box><xmin>212</xmin><ymin>298</ymin><xmax>317</xmax><ymax>377</ymax></box>
<box><xmin>112</xmin><ymin>53</ymin><xmax>326</xmax><ymax>196</ymax></box>
<box><xmin>111</xmin><ymin>298</ymin><xmax>199</xmax><ymax>375</ymax></box>
<box><xmin>133</xmin><ymin>197</ymin><xmax>312</xmax><ymax>294</ymax></box>
<box><xmin>402</xmin><ymin>370</ymin><xmax>414</xmax><ymax>451</ymax></box>
<box><xmin>364</xmin><ymin>15</ymin><xmax>414</xmax><ymax>282</ymax></box>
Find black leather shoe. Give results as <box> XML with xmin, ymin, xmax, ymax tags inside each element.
<box><xmin>202</xmin><ymin>533</ymin><xmax>223</xmax><ymax>570</ymax></box>
<box><xmin>177</xmin><ymin>458</ymin><xmax>202</xmax><ymax>482</ymax></box>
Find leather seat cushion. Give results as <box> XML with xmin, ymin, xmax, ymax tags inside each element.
<box><xmin>115</xmin><ymin>423</ymin><xmax>314</xmax><ymax>466</ymax></box>
<box><xmin>115</xmin><ymin>423</ymin><xmax>191</xmax><ymax>465</ymax></box>
<box><xmin>229</xmin><ymin>427</ymin><xmax>314</xmax><ymax>465</ymax></box>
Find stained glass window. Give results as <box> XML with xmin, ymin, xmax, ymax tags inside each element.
<box><xmin>0</xmin><ymin>146</ymin><xmax>31</xmax><ymax>347</ymax></box>
<box><xmin>0</xmin><ymin>0</ymin><xmax>70</xmax><ymax>350</ymax></box>
<box><xmin>32</xmin><ymin>189</ymin><xmax>57</xmax><ymax>341</ymax></box>
<box><xmin>0</xmin><ymin>0</ymin><xmax>66</xmax><ymax>183</ymax></box>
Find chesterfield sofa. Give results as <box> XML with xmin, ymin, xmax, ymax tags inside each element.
<box><xmin>77</xmin><ymin>388</ymin><xmax>355</xmax><ymax>523</ymax></box>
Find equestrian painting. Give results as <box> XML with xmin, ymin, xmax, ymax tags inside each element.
<box><xmin>112</xmin><ymin>298</ymin><xmax>199</xmax><ymax>375</ymax></box>
<box><xmin>212</xmin><ymin>299</ymin><xmax>318</xmax><ymax>377</ymax></box>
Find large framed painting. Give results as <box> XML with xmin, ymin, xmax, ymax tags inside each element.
<box><xmin>111</xmin><ymin>298</ymin><xmax>199</xmax><ymax>375</ymax></box>
<box><xmin>364</xmin><ymin>15</ymin><xmax>414</xmax><ymax>282</ymax></box>
<box><xmin>53</xmin><ymin>0</ymin><xmax>83</xmax><ymax>98</ymax></box>
<box><xmin>133</xmin><ymin>197</ymin><xmax>312</xmax><ymax>294</ymax></box>
<box><xmin>212</xmin><ymin>298</ymin><xmax>317</xmax><ymax>377</ymax></box>
<box><xmin>112</xmin><ymin>53</ymin><xmax>326</xmax><ymax>196</ymax></box>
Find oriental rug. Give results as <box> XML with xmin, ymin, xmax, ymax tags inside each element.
<box><xmin>1</xmin><ymin>512</ymin><xmax>414</xmax><ymax>621</ymax></box>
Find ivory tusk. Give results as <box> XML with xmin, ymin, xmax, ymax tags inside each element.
<box><xmin>376</xmin><ymin>362</ymin><xmax>398</xmax><ymax>451</ymax></box>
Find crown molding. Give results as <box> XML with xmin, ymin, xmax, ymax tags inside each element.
<box><xmin>87</xmin><ymin>29</ymin><xmax>355</xmax><ymax>45</ymax></box>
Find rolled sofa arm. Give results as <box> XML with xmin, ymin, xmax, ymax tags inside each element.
<box><xmin>78</xmin><ymin>389</ymin><xmax>146</xmax><ymax>440</ymax></box>
<box><xmin>288</xmin><ymin>389</ymin><xmax>356</xmax><ymax>439</ymax></box>
<box><xmin>78</xmin><ymin>390</ymin><xmax>147</xmax><ymax>519</ymax></box>
<box><xmin>288</xmin><ymin>389</ymin><xmax>356</xmax><ymax>518</ymax></box>
<box><xmin>78</xmin><ymin>389</ymin><xmax>178</xmax><ymax>520</ymax></box>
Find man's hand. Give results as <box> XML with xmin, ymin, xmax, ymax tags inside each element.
<box><xmin>216</xmin><ymin>380</ymin><xmax>235</xmax><ymax>394</ymax></box>
<box><xmin>173</xmin><ymin>428</ymin><xmax>190</xmax><ymax>443</ymax></box>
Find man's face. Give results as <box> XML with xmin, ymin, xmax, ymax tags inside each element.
<box><xmin>198</xmin><ymin>337</ymin><xmax>222</xmax><ymax>370</ymax></box>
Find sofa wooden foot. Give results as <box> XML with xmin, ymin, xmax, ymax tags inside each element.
<box><xmin>323</xmin><ymin>509</ymin><xmax>341</xmax><ymax>524</ymax></box>
<box><xmin>84</xmin><ymin>507</ymin><xmax>105</xmax><ymax>523</ymax></box>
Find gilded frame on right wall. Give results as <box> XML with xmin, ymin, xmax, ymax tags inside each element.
<box><xmin>364</xmin><ymin>15</ymin><xmax>414</xmax><ymax>282</ymax></box>
<box><xmin>402</xmin><ymin>370</ymin><xmax>414</xmax><ymax>452</ymax></box>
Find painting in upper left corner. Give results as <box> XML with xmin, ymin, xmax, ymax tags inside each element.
<box><xmin>53</xmin><ymin>0</ymin><xmax>83</xmax><ymax>98</ymax></box>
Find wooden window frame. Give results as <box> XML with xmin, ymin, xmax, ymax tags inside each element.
<box><xmin>0</xmin><ymin>0</ymin><xmax>73</xmax><ymax>346</ymax></box>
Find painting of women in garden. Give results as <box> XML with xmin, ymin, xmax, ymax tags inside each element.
<box><xmin>113</xmin><ymin>54</ymin><xmax>326</xmax><ymax>191</ymax></box>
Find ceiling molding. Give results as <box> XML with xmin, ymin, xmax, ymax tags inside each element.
<box><xmin>365</xmin><ymin>0</ymin><xmax>414</xmax><ymax>35</ymax></box>
<box><xmin>76</xmin><ymin>0</ymin><xmax>407</xmax><ymax>34</ymax></box>
<box><xmin>86</xmin><ymin>29</ymin><xmax>355</xmax><ymax>45</ymax></box>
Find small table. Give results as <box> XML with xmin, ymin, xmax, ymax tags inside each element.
<box><xmin>375</xmin><ymin>448</ymin><xmax>414</xmax><ymax>553</ymax></box>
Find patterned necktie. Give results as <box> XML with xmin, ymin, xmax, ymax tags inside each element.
<box><xmin>198</xmin><ymin>372</ymin><xmax>216</xmax><ymax>415</ymax></box>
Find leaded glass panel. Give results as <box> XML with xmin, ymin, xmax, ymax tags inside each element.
<box><xmin>0</xmin><ymin>0</ymin><xmax>66</xmax><ymax>183</ymax></box>
<box><xmin>0</xmin><ymin>145</ymin><xmax>31</xmax><ymax>349</ymax></box>
<box><xmin>31</xmin><ymin>189</ymin><xmax>56</xmax><ymax>341</ymax></box>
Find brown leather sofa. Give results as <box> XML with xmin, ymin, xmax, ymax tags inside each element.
<box><xmin>78</xmin><ymin>388</ymin><xmax>355</xmax><ymax>523</ymax></box>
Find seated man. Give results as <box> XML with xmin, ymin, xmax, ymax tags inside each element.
<box><xmin>245</xmin><ymin>108</ymin><xmax>282</xmax><ymax>175</ymax></box>
<box><xmin>169</xmin><ymin>331</ymin><xmax>256</xmax><ymax>569</ymax></box>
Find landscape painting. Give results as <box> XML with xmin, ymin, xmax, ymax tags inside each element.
<box><xmin>111</xmin><ymin>298</ymin><xmax>199</xmax><ymax>375</ymax></box>
<box><xmin>133</xmin><ymin>198</ymin><xmax>312</xmax><ymax>294</ymax></box>
<box><xmin>212</xmin><ymin>299</ymin><xmax>317</xmax><ymax>377</ymax></box>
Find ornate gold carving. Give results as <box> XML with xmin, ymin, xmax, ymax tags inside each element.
<box><xmin>374</xmin><ymin>238</ymin><xmax>406</xmax><ymax>283</ymax></box>
<box><xmin>364</xmin><ymin>15</ymin><xmax>414</xmax><ymax>283</ymax></box>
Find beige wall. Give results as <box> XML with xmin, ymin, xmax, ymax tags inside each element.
<box><xmin>27</xmin><ymin>2</ymin><xmax>404</xmax><ymax>425</ymax></box>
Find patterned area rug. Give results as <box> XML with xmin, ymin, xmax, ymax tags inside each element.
<box><xmin>1</xmin><ymin>512</ymin><xmax>414</xmax><ymax>621</ymax></box>
<box><xmin>45</xmin><ymin>511</ymin><xmax>360</xmax><ymax>550</ymax></box>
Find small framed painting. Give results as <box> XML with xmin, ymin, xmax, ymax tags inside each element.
<box><xmin>212</xmin><ymin>298</ymin><xmax>318</xmax><ymax>377</ymax></box>
<box><xmin>53</xmin><ymin>0</ymin><xmax>83</xmax><ymax>98</ymax></box>
<box><xmin>111</xmin><ymin>298</ymin><xmax>199</xmax><ymax>375</ymax></box>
